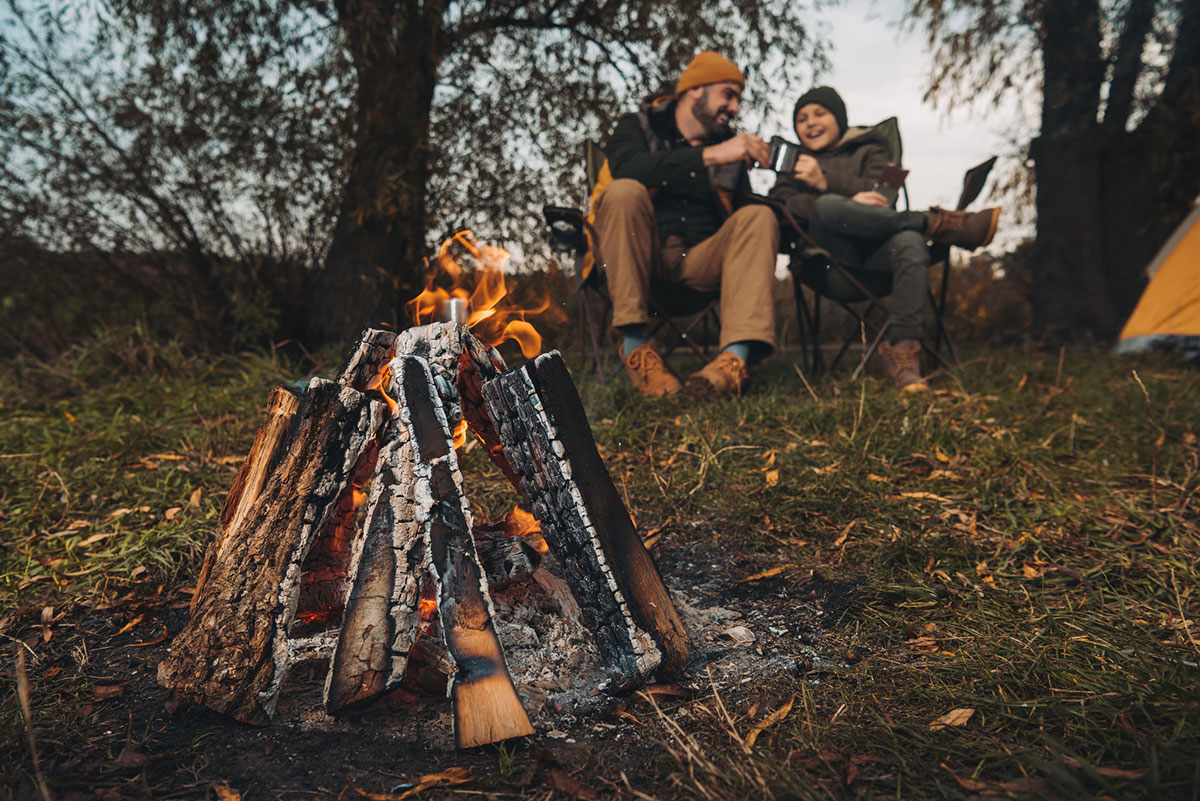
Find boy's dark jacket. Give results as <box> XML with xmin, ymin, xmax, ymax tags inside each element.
<box><xmin>603</xmin><ymin>95</ymin><xmax>750</xmax><ymax>247</ymax></box>
<box><xmin>767</xmin><ymin>119</ymin><xmax>891</xmax><ymax>222</ymax></box>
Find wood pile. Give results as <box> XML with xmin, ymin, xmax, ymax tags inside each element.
<box><xmin>159</xmin><ymin>324</ymin><xmax>690</xmax><ymax>747</ymax></box>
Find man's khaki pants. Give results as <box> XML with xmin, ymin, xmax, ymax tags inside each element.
<box><xmin>591</xmin><ymin>179</ymin><xmax>780</xmax><ymax>353</ymax></box>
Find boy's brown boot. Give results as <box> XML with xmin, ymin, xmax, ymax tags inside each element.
<box><xmin>925</xmin><ymin>206</ymin><xmax>1001</xmax><ymax>250</ymax></box>
<box><xmin>879</xmin><ymin>339</ymin><xmax>929</xmax><ymax>393</ymax></box>
<box><xmin>685</xmin><ymin>351</ymin><xmax>749</xmax><ymax>398</ymax></box>
<box><xmin>622</xmin><ymin>342</ymin><xmax>682</xmax><ymax>397</ymax></box>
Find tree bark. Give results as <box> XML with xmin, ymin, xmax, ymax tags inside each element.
<box><xmin>158</xmin><ymin>379</ymin><xmax>386</xmax><ymax>724</ymax></box>
<box><xmin>1031</xmin><ymin>0</ymin><xmax>1119</xmax><ymax>336</ymax></box>
<box><xmin>314</xmin><ymin>1</ymin><xmax>446</xmax><ymax>346</ymax></box>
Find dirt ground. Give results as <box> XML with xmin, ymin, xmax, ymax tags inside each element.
<box><xmin>4</xmin><ymin>540</ymin><xmax>852</xmax><ymax>800</ymax></box>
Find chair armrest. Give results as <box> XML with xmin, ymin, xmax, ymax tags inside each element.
<box><xmin>745</xmin><ymin>194</ymin><xmax>821</xmax><ymax>255</ymax></box>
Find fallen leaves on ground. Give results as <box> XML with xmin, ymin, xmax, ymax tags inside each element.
<box><xmin>929</xmin><ymin>707</ymin><xmax>975</xmax><ymax>731</ymax></box>
<box><xmin>737</xmin><ymin>564</ymin><xmax>796</xmax><ymax>583</ymax></box>
<box><xmin>744</xmin><ymin>695</ymin><xmax>795</xmax><ymax>748</ymax></box>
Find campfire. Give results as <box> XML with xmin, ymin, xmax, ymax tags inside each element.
<box><xmin>158</xmin><ymin>235</ymin><xmax>690</xmax><ymax>748</ymax></box>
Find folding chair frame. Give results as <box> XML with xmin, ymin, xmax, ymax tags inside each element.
<box><xmin>543</xmin><ymin>140</ymin><xmax>721</xmax><ymax>383</ymax></box>
<box><xmin>772</xmin><ymin>155</ymin><xmax>996</xmax><ymax>380</ymax></box>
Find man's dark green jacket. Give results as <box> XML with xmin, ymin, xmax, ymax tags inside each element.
<box><xmin>604</xmin><ymin>96</ymin><xmax>751</xmax><ymax>247</ymax></box>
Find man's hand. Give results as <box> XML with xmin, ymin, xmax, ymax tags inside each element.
<box><xmin>792</xmin><ymin>155</ymin><xmax>827</xmax><ymax>192</ymax></box>
<box><xmin>703</xmin><ymin>133</ymin><xmax>769</xmax><ymax>168</ymax></box>
<box><xmin>851</xmin><ymin>191</ymin><xmax>888</xmax><ymax>207</ymax></box>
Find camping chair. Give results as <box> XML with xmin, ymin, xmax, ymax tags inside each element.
<box><xmin>775</xmin><ymin>116</ymin><xmax>995</xmax><ymax>378</ymax></box>
<box><xmin>543</xmin><ymin>140</ymin><xmax>721</xmax><ymax>383</ymax></box>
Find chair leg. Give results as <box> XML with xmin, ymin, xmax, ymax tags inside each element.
<box><xmin>851</xmin><ymin>320</ymin><xmax>890</xmax><ymax>381</ymax></box>
<box><xmin>813</xmin><ymin>291</ymin><xmax>824</xmax><ymax>375</ymax></box>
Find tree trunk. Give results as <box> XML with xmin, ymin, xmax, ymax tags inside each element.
<box><xmin>314</xmin><ymin>2</ymin><xmax>445</xmax><ymax>346</ymax></box>
<box><xmin>1031</xmin><ymin>0</ymin><xmax>1119</xmax><ymax>337</ymax></box>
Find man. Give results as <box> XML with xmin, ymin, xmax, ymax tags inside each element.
<box><xmin>591</xmin><ymin>51</ymin><xmax>779</xmax><ymax>398</ymax></box>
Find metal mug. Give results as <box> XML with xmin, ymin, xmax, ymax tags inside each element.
<box><xmin>767</xmin><ymin>136</ymin><xmax>801</xmax><ymax>173</ymax></box>
<box><xmin>438</xmin><ymin>297</ymin><xmax>469</xmax><ymax>324</ymax></box>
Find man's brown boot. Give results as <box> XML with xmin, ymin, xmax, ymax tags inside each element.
<box><xmin>685</xmin><ymin>351</ymin><xmax>749</xmax><ymax>398</ymax></box>
<box><xmin>622</xmin><ymin>342</ymin><xmax>682</xmax><ymax>397</ymax></box>
<box><xmin>879</xmin><ymin>339</ymin><xmax>929</xmax><ymax>393</ymax></box>
<box><xmin>925</xmin><ymin>206</ymin><xmax>1001</xmax><ymax>250</ymax></box>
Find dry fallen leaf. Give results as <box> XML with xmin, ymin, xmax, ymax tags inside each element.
<box><xmin>929</xmin><ymin>707</ymin><xmax>975</xmax><ymax>731</ymax></box>
<box><xmin>189</xmin><ymin>487</ymin><xmax>203</xmax><ymax>507</ymax></box>
<box><xmin>765</xmin><ymin>469</ymin><xmax>780</xmax><ymax>487</ymax></box>
<box><xmin>164</xmin><ymin>507</ymin><xmax>182</xmax><ymax>521</ymax></box>
<box><xmin>93</xmin><ymin>683</ymin><xmax>126</xmax><ymax>700</ymax></box>
<box><xmin>41</xmin><ymin>605</ymin><xmax>54</xmax><ymax>642</ymax></box>
<box><xmin>744</xmin><ymin>695</ymin><xmax>795</xmax><ymax>748</ymax></box>
<box><xmin>212</xmin><ymin>784</ymin><xmax>242</xmax><ymax>801</ymax></box>
<box><xmin>115</xmin><ymin>744</ymin><xmax>153</xmax><ymax>769</ymax></box>
<box><xmin>737</xmin><ymin>564</ymin><xmax>796</xmax><ymax>583</ymax></box>
<box><xmin>832</xmin><ymin>521</ymin><xmax>857</xmax><ymax>548</ymax></box>
<box><xmin>115</xmin><ymin>613</ymin><xmax>145</xmax><ymax>636</ymax></box>
<box><xmin>719</xmin><ymin>625</ymin><xmax>756</xmax><ymax>645</ymax></box>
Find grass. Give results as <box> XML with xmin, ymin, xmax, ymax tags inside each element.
<box><xmin>2</xmin><ymin>327</ymin><xmax>1198</xmax><ymax>799</ymax></box>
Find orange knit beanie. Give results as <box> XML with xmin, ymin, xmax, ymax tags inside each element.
<box><xmin>675</xmin><ymin>51</ymin><xmax>745</xmax><ymax>95</ymax></box>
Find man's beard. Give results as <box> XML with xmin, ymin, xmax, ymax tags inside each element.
<box><xmin>691</xmin><ymin>89</ymin><xmax>734</xmax><ymax>142</ymax></box>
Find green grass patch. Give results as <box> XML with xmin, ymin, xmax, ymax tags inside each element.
<box><xmin>2</xmin><ymin>332</ymin><xmax>1198</xmax><ymax>799</ymax></box>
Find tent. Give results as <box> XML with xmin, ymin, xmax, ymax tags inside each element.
<box><xmin>1114</xmin><ymin>201</ymin><xmax>1200</xmax><ymax>362</ymax></box>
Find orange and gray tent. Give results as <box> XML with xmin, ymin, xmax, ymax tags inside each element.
<box><xmin>1115</xmin><ymin>202</ymin><xmax>1200</xmax><ymax>361</ymax></box>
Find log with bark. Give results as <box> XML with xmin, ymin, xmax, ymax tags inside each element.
<box><xmin>158</xmin><ymin>379</ymin><xmax>386</xmax><ymax>724</ymax></box>
<box><xmin>192</xmin><ymin>385</ymin><xmax>301</xmax><ymax>613</ymax></box>
<box><xmin>482</xmin><ymin>351</ymin><xmax>691</xmax><ymax>687</ymax></box>
<box><xmin>326</xmin><ymin>355</ymin><xmax>532</xmax><ymax>747</ymax></box>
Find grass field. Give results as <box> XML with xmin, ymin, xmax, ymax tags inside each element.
<box><xmin>2</xmin><ymin>327</ymin><xmax>1198</xmax><ymax>800</ymax></box>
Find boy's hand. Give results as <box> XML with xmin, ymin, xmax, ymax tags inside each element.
<box><xmin>792</xmin><ymin>155</ymin><xmax>827</xmax><ymax>191</ymax></box>
<box><xmin>703</xmin><ymin>133</ymin><xmax>770</xmax><ymax>167</ymax></box>
<box><xmin>851</xmin><ymin>191</ymin><xmax>888</xmax><ymax>207</ymax></box>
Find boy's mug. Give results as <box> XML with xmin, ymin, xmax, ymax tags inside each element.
<box><xmin>766</xmin><ymin>136</ymin><xmax>801</xmax><ymax>173</ymax></box>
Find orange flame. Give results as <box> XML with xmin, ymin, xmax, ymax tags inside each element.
<box><xmin>372</xmin><ymin>366</ymin><xmax>399</xmax><ymax>414</ymax></box>
<box><xmin>508</xmin><ymin>506</ymin><xmax>547</xmax><ymax>553</ymax></box>
<box><xmin>406</xmin><ymin>230</ymin><xmax>548</xmax><ymax>358</ymax></box>
<box><xmin>452</xmin><ymin>419</ymin><xmax>469</xmax><ymax>451</ymax></box>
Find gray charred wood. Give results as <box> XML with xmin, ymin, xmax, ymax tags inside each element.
<box><xmin>399</xmin><ymin>355</ymin><xmax>533</xmax><ymax>748</ymax></box>
<box><xmin>482</xmin><ymin>351</ymin><xmax>690</xmax><ymax>686</ymax></box>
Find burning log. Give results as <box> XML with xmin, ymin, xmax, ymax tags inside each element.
<box><xmin>338</xmin><ymin>327</ymin><xmax>398</xmax><ymax>391</ymax></box>
<box><xmin>158</xmin><ymin>379</ymin><xmax>386</xmax><ymax>725</ymax></box>
<box><xmin>396</xmin><ymin>323</ymin><xmax>519</xmax><ymax>486</ymax></box>
<box><xmin>192</xmin><ymin>385</ymin><xmax>301</xmax><ymax>612</ymax></box>
<box><xmin>483</xmin><ymin>352</ymin><xmax>691</xmax><ymax>686</ymax></box>
<box><xmin>327</xmin><ymin>356</ymin><xmax>532</xmax><ymax>747</ymax></box>
<box><xmin>471</xmin><ymin>518</ymin><xmax>541</xmax><ymax>590</ymax></box>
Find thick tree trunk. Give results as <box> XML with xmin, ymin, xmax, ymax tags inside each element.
<box><xmin>314</xmin><ymin>2</ymin><xmax>445</xmax><ymax>346</ymax></box>
<box><xmin>1095</xmin><ymin>0</ymin><xmax>1200</xmax><ymax>323</ymax></box>
<box><xmin>1031</xmin><ymin>0</ymin><xmax>1119</xmax><ymax>337</ymax></box>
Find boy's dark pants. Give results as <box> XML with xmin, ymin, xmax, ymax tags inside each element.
<box><xmin>807</xmin><ymin>194</ymin><xmax>930</xmax><ymax>342</ymax></box>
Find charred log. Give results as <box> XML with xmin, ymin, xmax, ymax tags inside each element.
<box><xmin>400</xmin><ymin>355</ymin><xmax>533</xmax><ymax>747</ymax></box>
<box><xmin>326</xmin><ymin>355</ymin><xmax>532</xmax><ymax>747</ymax></box>
<box><xmin>395</xmin><ymin>323</ymin><xmax>518</xmax><ymax>485</ymax></box>
<box><xmin>338</xmin><ymin>327</ymin><xmax>399</xmax><ymax>391</ymax></box>
<box><xmin>157</xmin><ymin>379</ymin><xmax>386</xmax><ymax>725</ymax></box>
<box><xmin>472</xmin><ymin>520</ymin><xmax>540</xmax><ymax>590</ymax></box>
<box><xmin>483</xmin><ymin>351</ymin><xmax>691</xmax><ymax>687</ymax></box>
